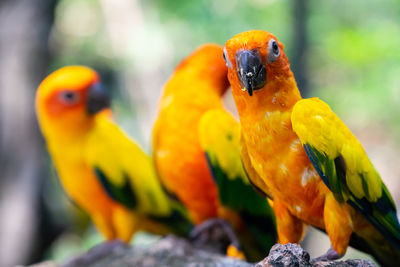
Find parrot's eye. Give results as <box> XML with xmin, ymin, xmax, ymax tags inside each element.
<box><xmin>223</xmin><ymin>47</ymin><xmax>232</xmax><ymax>68</ymax></box>
<box><xmin>267</xmin><ymin>39</ymin><xmax>280</xmax><ymax>63</ymax></box>
<box><xmin>59</xmin><ymin>90</ymin><xmax>80</xmax><ymax>105</ymax></box>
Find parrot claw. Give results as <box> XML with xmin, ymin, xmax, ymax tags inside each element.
<box><xmin>310</xmin><ymin>247</ymin><xmax>343</xmax><ymax>263</ymax></box>
<box><xmin>189</xmin><ymin>218</ymin><xmax>242</xmax><ymax>257</ymax></box>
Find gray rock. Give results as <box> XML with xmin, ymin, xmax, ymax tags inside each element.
<box><xmin>29</xmin><ymin>237</ymin><xmax>377</xmax><ymax>267</ymax></box>
<box><xmin>256</xmin><ymin>243</ymin><xmax>311</xmax><ymax>267</ymax></box>
<box><xmin>63</xmin><ymin>236</ymin><xmax>251</xmax><ymax>267</ymax></box>
<box><xmin>256</xmin><ymin>243</ymin><xmax>376</xmax><ymax>267</ymax></box>
<box><xmin>312</xmin><ymin>259</ymin><xmax>377</xmax><ymax>267</ymax></box>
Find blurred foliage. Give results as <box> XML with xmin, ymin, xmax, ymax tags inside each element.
<box><xmin>308</xmin><ymin>0</ymin><xmax>400</xmax><ymax>137</ymax></box>
<box><xmin>145</xmin><ymin>0</ymin><xmax>292</xmax><ymax>64</ymax></box>
<box><xmin>49</xmin><ymin>0</ymin><xmax>400</xmax><ymax>136</ymax></box>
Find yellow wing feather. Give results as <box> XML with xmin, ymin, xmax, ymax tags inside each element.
<box><xmin>292</xmin><ymin>97</ymin><xmax>383</xmax><ymax>202</ymax></box>
<box><xmin>198</xmin><ymin>109</ymin><xmax>247</xmax><ymax>182</ymax></box>
<box><xmin>85</xmin><ymin>113</ymin><xmax>172</xmax><ymax>215</ymax></box>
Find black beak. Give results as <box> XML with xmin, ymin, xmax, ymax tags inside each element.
<box><xmin>236</xmin><ymin>49</ymin><xmax>266</xmax><ymax>96</ymax></box>
<box><xmin>86</xmin><ymin>82</ymin><xmax>110</xmax><ymax>115</ymax></box>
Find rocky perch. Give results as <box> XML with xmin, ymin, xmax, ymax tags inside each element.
<box><xmin>31</xmin><ymin>236</ymin><xmax>377</xmax><ymax>267</ymax></box>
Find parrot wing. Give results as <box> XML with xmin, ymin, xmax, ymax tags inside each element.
<box><xmin>198</xmin><ymin>109</ymin><xmax>276</xmax><ymax>255</ymax></box>
<box><xmin>198</xmin><ymin>109</ymin><xmax>271</xmax><ymax>214</ymax></box>
<box><xmin>151</xmin><ymin>117</ymin><xmax>182</xmax><ymax>202</ymax></box>
<box><xmin>292</xmin><ymin>97</ymin><xmax>400</xmax><ymax>249</ymax></box>
<box><xmin>85</xmin><ymin>113</ymin><xmax>173</xmax><ymax>216</ymax></box>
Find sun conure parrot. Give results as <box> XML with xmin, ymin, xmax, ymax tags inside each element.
<box><xmin>36</xmin><ymin>66</ymin><xmax>192</xmax><ymax>244</ymax></box>
<box><xmin>152</xmin><ymin>44</ymin><xmax>276</xmax><ymax>261</ymax></box>
<box><xmin>223</xmin><ymin>30</ymin><xmax>400</xmax><ymax>266</ymax></box>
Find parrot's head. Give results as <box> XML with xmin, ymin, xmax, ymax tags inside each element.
<box><xmin>224</xmin><ymin>30</ymin><xmax>293</xmax><ymax>97</ymax></box>
<box><xmin>36</xmin><ymin>66</ymin><xmax>110</xmax><ymax>138</ymax></box>
<box><xmin>172</xmin><ymin>44</ymin><xmax>229</xmax><ymax>96</ymax></box>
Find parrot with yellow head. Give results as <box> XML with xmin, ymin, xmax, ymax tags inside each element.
<box><xmin>223</xmin><ymin>30</ymin><xmax>400</xmax><ymax>266</ymax></box>
<box><xmin>36</xmin><ymin>66</ymin><xmax>192</xmax><ymax>244</ymax></box>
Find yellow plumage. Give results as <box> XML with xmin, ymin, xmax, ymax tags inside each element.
<box><xmin>85</xmin><ymin>114</ymin><xmax>173</xmax><ymax>215</ymax></box>
<box><xmin>198</xmin><ymin>109</ymin><xmax>247</xmax><ymax>183</ymax></box>
<box><xmin>292</xmin><ymin>97</ymin><xmax>383</xmax><ymax>202</ymax></box>
<box><xmin>36</xmin><ymin>66</ymin><xmax>191</xmax><ymax>243</ymax></box>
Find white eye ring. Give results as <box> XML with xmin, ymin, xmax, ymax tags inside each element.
<box><xmin>59</xmin><ymin>90</ymin><xmax>80</xmax><ymax>105</ymax></box>
<box><xmin>267</xmin><ymin>39</ymin><xmax>280</xmax><ymax>63</ymax></box>
<box><xmin>223</xmin><ymin>47</ymin><xmax>232</xmax><ymax>68</ymax></box>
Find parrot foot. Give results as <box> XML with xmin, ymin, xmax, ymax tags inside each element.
<box><xmin>189</xmin><ymin>218</ymin><xmax>242</xmax><ymax>257</ymax></box>
<box><xmin>310</xmin><ymin>247</ymin><xmax>343</xmax><ymax>263</ymax></box>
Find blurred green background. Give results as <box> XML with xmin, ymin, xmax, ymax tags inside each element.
<box><xmin>0</xmin><ymin>0</ymin><xmax>399</xmax><ymax>266</ymax></box>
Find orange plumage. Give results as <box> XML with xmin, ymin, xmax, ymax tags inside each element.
<box><xmin>153</xmin><ymin>44</ymin><xmax>229</xmax><ymax>224</ymax></box>
<box><xmin>225</xmin><ymin>30</ymin><xmax>328</xmax><ymax>240</ymax></box>
<box><xmin>153</xmin><ymin>44</ymin><xmax>277</xmax><ymax>261</ymax></box>
<box><xmin>224</xmin><ymin>30</ymin><xmax>400</xmax><ymax>265</ymax></box>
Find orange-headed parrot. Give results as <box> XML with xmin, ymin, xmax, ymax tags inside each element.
<box><xmin>36</xmin><ymin>66</ymin><xmax>192</xmax><ymax>244</ymax></box>
<box><xmin>223</xmin><ymin>30</ymin><xmax>400</xmax><ymax>266</ymax></box>
<box><xmin>153</xmin><ymin>44</ymin><xmax>276</xmax><ymax>261</ymax></box>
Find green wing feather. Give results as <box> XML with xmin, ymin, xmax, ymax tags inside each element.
<box><xmin>292</xmin><ymin>98</ymin><xmax>400</xmax><ymax>249</ymax></box>
<box><xmin>94</xmin><ymin>167</ymin><xmax>137</xmax><ymax>209</ymax></box>
<box><xmin>85</xmin><ymin>115</ymin><xmax>172</xmax><ymax>215</ymax></box>
<box><xmin>199</xmin><ymin>109</ymin><xmax>277</xmax><ymax>260</ymax></box>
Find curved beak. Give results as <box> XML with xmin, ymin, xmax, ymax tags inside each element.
<box><xmin>236</xmin><ymin>49</ymin><xmax>266</xmax><ymax>96</ymax></box>
<box><xmin>86</xmin><ymin>82</ymin><xmax>110</xmax><ymax>115</ymax></box>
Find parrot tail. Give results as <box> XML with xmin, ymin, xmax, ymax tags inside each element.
<box><xmin>148</xmin><ymin>201</ymin><xmax>193</xmax><ymax>237</ymax></box>
<box><xmin>350</xmin><ymin>222</ymin><xmax>400</xmax><ymax>267</ymax></box>
<box><xmin>237</xmin><ymin>211</ymin><xmax>277</xmax><ymax>262</ymax></box>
